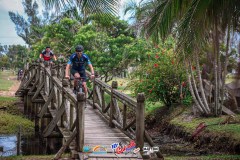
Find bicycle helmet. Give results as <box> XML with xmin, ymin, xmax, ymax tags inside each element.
<box><xmin>75</xmin><ymin>45</ymin><xmax>84</xmax><ymax>52</ymax></box>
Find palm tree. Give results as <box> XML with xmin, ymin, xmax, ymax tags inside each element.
<box><xmin>140</xmin><ymin>0</ymin><xmax>240</xmax><ymax>116</ymax></box>
<box><xmin>123</xmin><ymin>0</ymin><xmax>155</xmax><ymax>36</ymax></box>
<box><xmin>42</xmin><ymin>0</ymin><xmax>119</xmax><ymax>17</ymax></box>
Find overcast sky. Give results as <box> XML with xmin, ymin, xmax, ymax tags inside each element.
<box><xmin>0</xmin><ymin>0</ymin><xmax>131</xmax><ymax>46</ymax></box>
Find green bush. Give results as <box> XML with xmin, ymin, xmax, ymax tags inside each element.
<box><xmin>129</xmin><ymin>41</ymin><xmax>189</xmax><ymax>107</ymax></box>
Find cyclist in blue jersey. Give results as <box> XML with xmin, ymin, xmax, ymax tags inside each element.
<box><xmin>65</xmin><ymin>45</ymin><xmax>95</xmax><ymax>96</ymax></box>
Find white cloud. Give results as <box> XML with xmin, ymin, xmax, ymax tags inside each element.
<box><xmin>0</xmin><ymin>0</ymin><xmax>26</xmax><ymax>45</ymax></box>
<box><xmin>0</xmin><ymin>0</ymin><xmax>24</xmax><ymax>13</ymax></box>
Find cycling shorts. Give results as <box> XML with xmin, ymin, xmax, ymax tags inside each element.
<box><xmin>70</xmin><ymin>69</ymin><xmax>87</xmax><ymax>82</ymax></box>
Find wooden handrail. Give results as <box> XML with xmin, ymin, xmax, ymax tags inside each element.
<box><xmin>18</xmin><ymin>60</ymin><xmax>163</xmax><ymax>159</ymax></box>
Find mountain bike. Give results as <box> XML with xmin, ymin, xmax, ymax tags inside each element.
<box><xmin>73</xmin><ymin>77</ymin><xmax>86</xmax><ymax>94</ymax></box>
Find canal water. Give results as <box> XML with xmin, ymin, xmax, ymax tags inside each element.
<box><xmin>0</xmin><ymin>133</ymin><xmax>62</xmax><ymax>157</ymax></box>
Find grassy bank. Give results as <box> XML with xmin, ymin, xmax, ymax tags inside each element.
<box><xmin>0</xmin><ymin>71</ymin><xmax>15</xmax><ymax>91</ymax></box>
<box><xmin>0</xmin><ymin>155</ymin><xmax>55</xmax><ymax>160</ymax></box>
<box><xmin>0</xmin><ymin>96</ymin><xmax>34</xmax><ymax>135</ymax></box>
<box><xmin>170</xmin><ymin>108</ymin><xmax>240</xmax><ymax>141</ymax></box>
<box><xmin>0</xmin><ymin>96</ymin><xmax>17</xmax><ymax>107</ymax></box>
<box><xmin>0</xmin><ymin>111</ymin><xmax>34</xmax><ymax>135</ymax></box>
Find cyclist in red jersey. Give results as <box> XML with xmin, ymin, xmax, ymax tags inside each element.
<box><xmin>39</xmin><ymin>46</ymin><xmax>57</xmax><ymax>63</ymax></box>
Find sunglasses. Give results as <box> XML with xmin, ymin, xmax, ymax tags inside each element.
<box><xmin>76</xmin><ymin>51</ymin><xmax>82</xmax><ymax>54</ymax></box>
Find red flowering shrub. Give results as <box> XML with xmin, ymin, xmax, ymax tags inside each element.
<box><xmin>129</xmin><ymin>45</ymin><xmax>189</xmax><ymax>106</ymax></box>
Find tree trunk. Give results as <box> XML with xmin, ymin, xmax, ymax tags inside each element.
<box><xmin>185</xmin><ymin>59</ymin><xmax>205</xmax><ymax>114</ymax></box>
<box><xmin>195</xmin><ymin>52</ymin><xmax>211</xmax><ymax>114</ymax></box>
<box><xmin>186</xmin><ymin>67</ymin><xmax>204</xmax><ymax>113</ymax></box>
<box><xmin>190</xmin><ymin>60</ymin><xmax>210</xmax><ymax>114</ymax></box>
<box><xmin>221</xmin><ymin>24</ymin><xmax>231</xmax><ymax>112</ymax></box>
<box><xmin>213</xmin><ymin>18</ymin><xmax>221</xmax><ymax>116</ymax></box>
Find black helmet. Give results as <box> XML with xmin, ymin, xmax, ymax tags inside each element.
<box><xmin>75</xmin><ymin>45</ymin><xmax>84</xmax><ymax>52</ymax></box>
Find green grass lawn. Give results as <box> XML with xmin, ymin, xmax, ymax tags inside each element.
<box><xmin>108</xmin><ymin>77</ymin><xmax>133</xmax><ymax>95</ymax></box>
<box><xmin>0</xmin><ymin>111</ymin><xmax>34</xmax><ymax>135</ymax></box>
<box><xmin>0</xmin><ymin>96</ymin><xmax>34</xmax><ymax>135</ymax></box>
<box><xmin>0</xmin><ymin>71</ymin><xmax>15</xmax><ymax>91</ymax></box>
<box><xmin>171</xmin><ymin>108</ymin><xmax>240</xmax><ymax>141</ymax></box>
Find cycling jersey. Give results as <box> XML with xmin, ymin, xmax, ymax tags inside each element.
<box><xmin>67</xmin><ymin>53</ymin><xmax>91</xmax><ymax>71</ymax></box>
<box><xmin>41</xmin><ymin>50</ymin><xmax>54</xmax><ymax>61</ymax></box>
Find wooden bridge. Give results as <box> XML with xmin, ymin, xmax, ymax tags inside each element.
<box><xmin>15</xmin><ymin>60</ymin><xmax>163</xmax><ymax>160</ymax></box>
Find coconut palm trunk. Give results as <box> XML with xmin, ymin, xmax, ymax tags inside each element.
<box><xmin>185</xmin><ymin>59</ymin><xmax>205</xmax><ymax>113</ymax></box>
<box><xmin>195</xmin><ymin>51</ymin><xmax>211</xmax><ymax>114</ymax></box>
<box><xmin>221</xmin><ymin>24</ymin><xmax>231</xmax><ymax>111</ymax></box>
<box><xmin>213</xmin><ymin>18</ymin><xmax>221</xmax><ymax>116</ymax></box>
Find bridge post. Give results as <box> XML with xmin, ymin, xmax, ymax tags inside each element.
<box><xmin>51</xmin><ymin>69</ymin><xmax>57</xmax><ymax>110</ymax></box>
<box><xmin>61</xmin><ymin>62</ymin><xmax>66</xmax><ymax>81</ymax></box>
<box><xmin>76</xmin><ymin>92</ymin><xmax>85</xmax><ymax>153</ymax></box>
<box><xmin>61</xmin><ymin>79</ymin><xmax>69</xmax><ymax>127</ymax></box>
<box><xmin>136</xmin><ymin>93</ymin><xmax>145</xmax><ymax>150</ymax></box>
<box><xmin>109</xmin><ymin>81</ymin><xmax>118</xmax><ymax>128</ymax></box>
<box><xmin>32</xmin><ymin>62</ymin><xmax>40</xmax><ymax>118</ymax></box>
<box><xmin>92</xmin><ymin>76</ymin><xmax>97</xmax><ymax>109</ymax></box>
<box><xmin>23</xmin><ymin>89</ymin><xmax>28</xmax><ymax>115</ymax></box>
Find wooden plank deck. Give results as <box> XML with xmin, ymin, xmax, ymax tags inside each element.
<box><xmin>80</xmin><ymin>103</ymin><xmax>142</xmax><ymax>159</ymax></box>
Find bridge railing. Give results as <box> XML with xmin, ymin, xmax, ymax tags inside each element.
<box><xmin>17</xmin><ymin>60</ymin><xmax>163</xmax><ymax>159</ymax></box>
<box><xmin>17</xmin><ymin>60</ymin><xmax>85</xmax><ymax>158</ymax></box>
<box><xmin>88</xmin><ymin>72</ymin><xmax>163</xmax><ymax>158</ymax></box>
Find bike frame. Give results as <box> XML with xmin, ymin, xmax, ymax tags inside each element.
<box><xmin>75</xmin><ymin>77</ymin><xmax>85</xmax><ymax>93</ymax></box>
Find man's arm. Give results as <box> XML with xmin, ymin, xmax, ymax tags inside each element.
<box><xmin>65</xmin><ymin>64</ymin><xmax>70</xmax><ymax>79</ymax></box>
<box><xmin>39</xmin><ymin>53</ymin><xmax>43</xmax><ymax>58</ymax></box>
<box><xmin>53</xmin><ymin>55</ymin><xmax>57</xmax><ymax>61</ymax></box>
<box><xmin>88</xmin><ymin>64</ymin><xmax>95</xmax><ymax>79</ymax></box>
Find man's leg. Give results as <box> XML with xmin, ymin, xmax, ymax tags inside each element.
<box><xmin>79</xmin><ymin>71</ymin><xmax>87</xmax><ymax>97</ymax></box>
<box><xmin>82</xmin><ymin>82</ymin><xmax>88</xmax><ymax>98</ymax></box>
<box><xmin>74</xmin><ymin>72</ymin><xmax>80</xmax><ymax>90</ymax></box>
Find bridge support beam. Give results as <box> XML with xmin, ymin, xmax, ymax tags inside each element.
<box><xmin>76</xmin><ymin>92</ymin><xmax>86</xmax><ymax>153</ymax></box>
<box><xmin>109</xmin><ymin>81</ymin><xmax>118</xmax><ymax>128</ymax></box>
<box><xmin>136</xmin><ymin>93</ymin><xmax>145</xmax><ymax>150</ymax></box>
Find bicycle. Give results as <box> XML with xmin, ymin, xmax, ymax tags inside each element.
<box><xmin>73</xmin><ymin>77</ymin><xmax>87</xmax><ymax>94</ymax></box>
<box><xmin>75</xmin><ymin>77</ymin><xmax>86</xmax><ymax>93</ymax></box>
<box><xmin>18</xmin><ymin>74</ymin><xmax>23</xmax><ymax>81</ymax></box>
<box><xmin>73</xmin><ymin>77</ymin><xmax>88</xmax><ymax>109</ymax></box>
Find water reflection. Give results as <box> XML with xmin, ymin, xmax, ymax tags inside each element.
<box><xmin>0</xmin><ymin>133</ymin><xmax>62</xmax><ymax>157</ymax></box>
<box><xmin>22</xmin><ymin>132</ymin><xmax>62</xmax><ymax>155</ymax></box>
<box><xmin>0</xmin><ymin>135</ymin><xmax>17</xmax><ymax>156</ymax></box>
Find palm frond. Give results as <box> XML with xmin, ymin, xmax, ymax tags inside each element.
<box><xmin>144</xmin><ymin>0</ymin><xmax>185</xmax><ymax>42</ymax></box>
<box><xmin>42</xmin><ymin>0</ymin><xmax>119</xmax><ymax>16</ymax></box>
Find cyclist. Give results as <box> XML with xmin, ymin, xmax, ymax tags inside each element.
<box><xmin>17</xmin><ymin>69</ymin><xmax>23</xmax><ymax>81</ymax></box>
<box><xmin>65</xmin><ymin>45</ymin><xmax>95</xmax><ymax>97</ymax></box>
<box><xmin>39</xmin><ymin>46</ymin><xmax>57</xmax><ymax>64</ymax></box>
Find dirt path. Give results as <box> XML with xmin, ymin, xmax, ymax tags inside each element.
<box><xmin>0</xmin><ymin>76</ymin><xmax>20</xmax><ymax>97</ymax></box>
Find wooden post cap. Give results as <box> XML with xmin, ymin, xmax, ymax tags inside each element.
<box><xmin>137</xmin><ymin>93</ymin><xmax>145</xmax><ymax>102</ymax></box>
<box><xmin>77</xmin><ymin>92</ymin><xmax>86</xmax><ymax>101</ymax></box>
<box><xmin>111</xmin><ymin>81</ymin><xmax>118</xmax><ymax>89</ymax></box>
<box><xmin>62</xmin><ymin>79</ymin><xmax>69</xmax><ymax>87</ymax></box>
<box><xmin>95</xmin><ymin>71</ymin><xmax>99</xmax><ymax>77</ymax></box>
